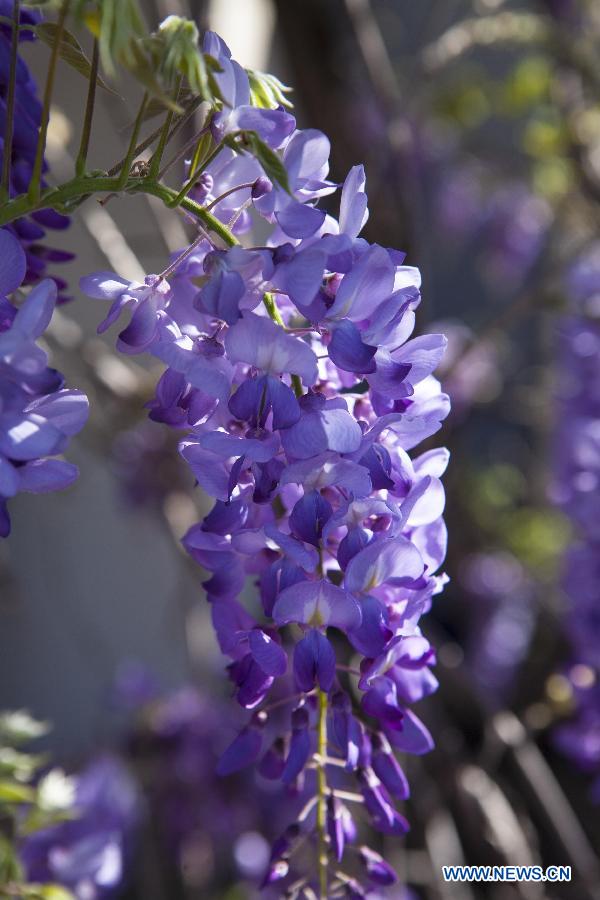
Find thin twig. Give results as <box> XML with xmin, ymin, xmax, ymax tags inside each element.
<box><xmin>149</xmin><ymin>76</ymin><xmax>183</xmax><ymax>179</ymax></box>
<box><xmin>28</xmin><ymin>0</ymin><xmax>70</xmax><ymax>201</ymax></box>
<box><xmin>117</xmin><ymin>92</ymin><xmax>149</xmax><ymax>189</ymax></box>
<box><xmin>75</xmin><ymin>39</ymin><xmax>99</xmax><ymax>177</ymax></box>
<box><xmin>1</xmin><ymin>0</ymin><xmax>21</xmax><ymax>197</ymax></box>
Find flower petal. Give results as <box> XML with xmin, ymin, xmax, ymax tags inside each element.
<box><xmin>18</xmin><ymin>459</ymin><xmax>78</xmax><ymax>494</ymax></box>
<box><xmin>274</xmin><ymin>578</ymin><xmax>362</xmax><ymax>631</ymax></box>
<box><xmin>249</xmin><ymin>629</ymin><xmax>287</xmax><ymax>677</ymax></box>
<box><xmin>225</xmin><ymin>312</ymin><xmax>318</xmax><ymax>383</ymax></box>
<box><xmin>0</xmin><ymin>229</ymin><xmax>26</xmax><ymax>295</ymax></box>
<box><xmin>344</xmin><ymin>537</ymin><xmax>424</xmax><ymax>595</ymax></box>
<box><xmin>217</xmin><ymin>726</ymin><xmax>263</xmax><ymax>775</ymax></box>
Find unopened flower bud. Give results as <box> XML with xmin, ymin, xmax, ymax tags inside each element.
<box><xmin>252</xmin><ymin>175</ymin><xmax>273</xmax><ymax>199</ymax></box>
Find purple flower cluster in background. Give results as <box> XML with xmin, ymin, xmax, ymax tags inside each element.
<box><xmin>120</xmin><ymin>676</ymin><xmax>289</xmax><ymax>894</ymax></box>
<box><xmin>80</xmin><ymin>30</ymin><xmax>450</xmax><ymax>894</ymax></box>
<box><xmin>462</xmin><ymin>551</ymin><xmax>535</xmax><ymax>707</ymax></box>
<box><xmin>0</xmin><ymin>229</ymin><xmax>88</xmax><ymax>536</ymax></box>
<box><xmin>0</xmin><ymin>2</ymin><xmax>74</xmax><ymax>301</ymax></box>
<box><xmin>20</xmin><ymin>756</ymin><xmax>139</xmax><ymax>899</ymax></box>
<box><xmin>436</xmin><ymin>165</ymin><xmax>551</xmax><ymax>287</ymax></box>
<box><xmin>552</xmin><ymin>248</ymin><xmax>600</xmax><ymax>797</ymax></box>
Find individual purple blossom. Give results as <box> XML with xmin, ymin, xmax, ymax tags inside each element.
<box><xmin>254</xmin><ymin>129</ymin><xmax>336</xmax><ymax>238</ymax></box>
<box><xmin>203</xmin><ymin>32</ymin><xmax>295</xmax><ymax>149</ymax></box>
<box><xmin>293</xmin><ymin>629</ymin><xmax>337</xmax><ymax>693</ymax></box>
<box><xmin>0</xmin><ymin>230</ymin><xmax>88</xmax><ymax>536</ymax></box>
<box><xmin>359</xmin><ymin>845</ymin><xmax>398</xmax><ymax>886</ymax></box>
<box><xmin>79</xmin><ymin>272</ymin><xmax>172</xmax><ymax>354</ymax></box>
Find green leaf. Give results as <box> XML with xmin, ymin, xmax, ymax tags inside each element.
<box><xmin>35</xmin><ymin>23</ymin><xmax>115</xmax><ymax>93</ymax></box>
<box><xmin>189</xmin><ymin>132</ymin><xmax>214</xmax><ymax>177</ymax></box>
<box><xmin>0</xmin><ymin>836</ymin><xmax>23</xmax><ymax>886</ymax></box>
<box><xmin>142</xmin><ymin>86</ymin><xmax>193</xmax><ymax>122</ymax></box>
<box><xmin>96</xmin><ymin>0</ymin><xmax>147</xmax><ymax>78</ymax></box>
<box><xmin>244</xmin><ymin>131</ymin><xmax>291</xmax><ymax>194</ymax></box>
<box><xmin>0</xmin><ymin>779</ymin><xmax>36</xmax><ymax>804</ymax></box>
<box><xmin>127</xmin><ymin>40</ymin><xmax>182</xmax><ymax>112</ymax></box>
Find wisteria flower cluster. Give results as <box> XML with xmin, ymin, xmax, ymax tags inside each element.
<box><xmin>0</xmin><ymin>1</ymin><xmax>74</xmax><ymax>300</ymax></box>
<box><xmin>78</xmin><ymin>31</ymin><xmax>450</xmax><ymax>896</ymax></box>
<box><xmin>0</xmin><ymin>228</ymin><xmax>88</xmax><ymax>536</ymax></box>
<box><xmin>552</xmin><ymin>253</ymin><xmax>600</xmax><ymax>797</ymax></box>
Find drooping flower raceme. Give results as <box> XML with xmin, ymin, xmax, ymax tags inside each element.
<box><xmin>552</xmin><ymin>250</ymin><xmax>600</xmax><ymax>797</ymax></box>
<box><xmin>0</xmin><ymin>229</ymin><xmax>88</xmax><ymax>536</ymax></box>
<box><xmin>79</xmin><ymin>30</ymin><xmax>450</xmax><ymax>896</ymax></box>
<box><xmin>0</xmin><ymin>3</ymin><xmax>74</xmax><ymax>301</ymax></box>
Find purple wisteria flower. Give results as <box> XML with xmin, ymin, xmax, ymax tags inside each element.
<box><xmin>121</xmin><ymin>681</ymin><xmax>289</xmax><ymax>893</ymax></box>
<box><xmin>79</xmin><ymin>30</ymin><xmax>450</xmax><ymax>895</ymax></box>
<box><xmin>20</xmin><ymin>756</ymin><xmax>139</xmax><ymax>899</ymax></box>
<box><xmin>0</xmin><ymin>230</ymin><xmax>88</xmax><ymax>536</ymax></box>
<box><xmin>552</xmin><ymin>257</ymin><xmax>600</xmax><ymax>795</ymax></box>
<box><xmin>0</xmin><ymin>5</ymin><xmax>73</xmax><ymax>300</ymax></box>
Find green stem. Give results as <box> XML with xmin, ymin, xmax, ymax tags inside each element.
<box><xmin>75</xmin><ymin>38</ymin><xmax>99</xmax><ymax>177</ymax></box>
<box><xmin>263</xmin><ymin>291</ymin><xmax>285</xmax><ymax>326</ymax></box>
<box><xmin>291</xmin><ymin>374</ymin><xmax>303</xmax><ymax>398</ymax></box>
<box><xmin>158</xmin><ymin>129</ymin><xmax>208</xmax><ymax>181</ymax></box>
<box><xmin>149</xmin><ymin>76</ymin><xmax>182</xmax><ymax>179</ymax></box>
<box><xmin>263</xmin><ymin>293</ymin><xmax>304</xmax><ymax>396</ymax></box>
<box><xmin>159</xmin><ymin>227</ymin><xmax>210</xmax><ymax>279</ymax></box>
<box><xmin>316</xmin><ymin>689</ymin><xmax>329</xmax><ymax>900</ymax></box>
<box><xmin>142</xmin><ymin>181</ymin><xmax>238</xmax><ymax>247</ymax></box>
<box><xmin>105</xmin><ymin>96</ymin><xmax>204</xmax><ymax>178</ymax></box>
<box><xmin>0</xmin><ymin>175</ymin><xmax>239</xmax><ymax>247</ymax></box>
<box><xmin>1</xmin><ymin>0</ymin><xmax>20</xmax><ymax>199</ymax></box>
<box><xmin>117</xmin><ymin>92</ymin><xmax>149</xmax><ymax>189</ymax></box>
<box><xmin>28</xmin><ymin>0</ymin><xmax>70</xmax><ymax>202</ymax></box>
<box><xmin>169</xmin><ymin>141</ymin><xmax>224</xmax><ymax>207</ymax></box>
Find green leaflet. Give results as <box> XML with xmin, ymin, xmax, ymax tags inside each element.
<box><xmin>244</xmin><ymin>131</ymin><xmax>292</xmax><ymax>195</ymax></box>
<box><xmin>35</xmin><ymin>22</ymin><xmax>115</xmax><ymax>93</ymax></box>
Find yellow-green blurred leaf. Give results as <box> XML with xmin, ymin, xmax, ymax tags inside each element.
<box><xmin>24</xmin><ymin>885</ymin><xmax>76</xmax><ymax>900</ymax></box>
<box><xmin>523</xmin><ymin>118</ymin><xmax>563</xmax><ymax>158</ymax></box>
<box><xmin>502</xmin><ymin>507</ymin><xmax>570</xmax><ymax>570</ymax></box>
<box><xmin>532</xmin><ymin>158</ymin><xmax>572</xmax><ymax>199</ymax></box>
<box><xmin>0</xmin><ymin>780</ymin><xmax>36</xmax><ymax>803</ymax></box>
<box><xmin>501</xmin><ymin>56</ymin><xmax>551</xmax><ymax>113</ymax></box>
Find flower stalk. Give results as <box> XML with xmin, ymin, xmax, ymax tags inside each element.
<box><xmin>75</xmin><ymin>39</ymin><xmax>99</xmax><ymax>177</ymax></box>
<box><xmin>148</xmin><ymin>76</ymin><xmax>183</xmax><ymax>179</ymax></box>
<box><xmin>117</xmin><ymin>92</ymin><xmax>149</xmax><ymax>189</ymax></box>
<box><xmin>0</xmin><ymin>173</ymin><xmax>239</xmax><ymax>247</ymax></box>
<box><xmin>28</xmin><ymin>0</ymin><xmax>70</xmax><ymax>202</ymax></box>
<box><xmin>316</xmin><ymin>689</ymin><xmax>329</xmax><ymax>899</ymax></box>
<box><xmin>1</xmin><ymin>0</ymin><xmax>21</xmax><ymax>199</ymax></box>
